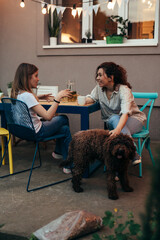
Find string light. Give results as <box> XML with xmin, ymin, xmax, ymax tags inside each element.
<box><xmin>107</xmin><ymin>0</ymin><xmax>114</xmax><ymax>10</ymax></box>
<box><xmin>72</xmin><ymin>4</ymin><xmax>77</xmax><ymax>18</ymax></box>
<box><xmin>42</xmin><ymin>3</ymin><xmax>47</xmax><ymax>14</ymax></box>
<box><xmin>20</xmin><ymin>0</ymin><xmax>25</xmax><ymax>8</ymax></box>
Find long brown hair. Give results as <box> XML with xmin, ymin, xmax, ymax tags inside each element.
<box><xmin>11</xmin><ymin>63</ymin><xmax>38</xmax><ymax>99</ymax></box>
<box><xmin>96</xmin><ymin>62</ymin><xmax>132</xmax><ymax>89</ymax></box>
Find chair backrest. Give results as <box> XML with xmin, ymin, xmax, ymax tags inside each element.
<box><xmin>1</xmin><ymin>98</ymin><xmax>36</xmax><ymax>141</ymax></box>
<box><xmin>132</xmin><ymin>92</ymin><xmax>158</xmax><ymax>131</ymax></box>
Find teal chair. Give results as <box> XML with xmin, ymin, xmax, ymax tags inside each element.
<box><xmin>132</xmin><ymin>92</ymin><xmax>158</xmax><ymax>177</ymax></box>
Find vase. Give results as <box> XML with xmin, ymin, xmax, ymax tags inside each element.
<box><xmin>50</xmin><ymin>37</ymin><xmax>57</xmax><ymax>46</ymax></box>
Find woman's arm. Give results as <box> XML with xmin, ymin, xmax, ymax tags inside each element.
<box><xmin>38</xmin><ymin>94</ymin><xmax>54</xmax><ymax>102</ymax></box>
<box><xmin>32</xmin><ymin>89</ymin><xmax>72</xmax><ymax>121</ymax></box>
<box><xmin>109</xmin><ymin>113</ymin><xmax>128</xmax><ymax>136</ymax></box>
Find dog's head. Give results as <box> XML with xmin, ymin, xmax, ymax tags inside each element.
<box><xmin>104</xmin><ymin>133</ymin><xmax>136</xmax><ymax>162</ymax></box>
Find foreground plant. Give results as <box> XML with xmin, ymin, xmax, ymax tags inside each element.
<box><xmin>92</xmin><ymin>150</ymin><xmax>160</xmax><ymax>240</ymax></box>
<box><xmin>140</xmin><ymin>150</ymin><xmax>160</xmax><ymax>240</ymax></box>
<box><xmin>92</xmin><ymin>209</ymin><xmax>142</xmax><ymax>240</ymax></box>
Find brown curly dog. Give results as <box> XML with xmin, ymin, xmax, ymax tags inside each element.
<box><xmin>60</xmin><ymin>129</ymin><xmax>136</xmax><ymax>200</ymax></box>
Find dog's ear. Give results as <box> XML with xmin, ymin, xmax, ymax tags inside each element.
<box><xmin>103</xmin><ymin>135</ymin><xmax>115</xmax><ymax>156</ymax></box>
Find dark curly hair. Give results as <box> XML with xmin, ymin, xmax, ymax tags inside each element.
<box><xmin>95</xmin><ymin>62</ymin><xmax>132</xmax><ymax>89</ymax></box>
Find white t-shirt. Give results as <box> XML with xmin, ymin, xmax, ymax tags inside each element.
<box><xmin>17</xmin><ymin>92</ymin><xmax>42</xmax><ymax>133</ymax></box>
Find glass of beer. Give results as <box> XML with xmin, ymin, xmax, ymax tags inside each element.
<box><xmin>67</xmin><ymin>80</ymin><xmax>77</xmax><ymax>102</ymax></box>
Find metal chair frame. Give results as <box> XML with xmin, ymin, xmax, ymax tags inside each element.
<box><xmin>132</xmin><ymin>92</ymin><xmax>158</xmax><ymax>177</ymax></box>
<box><xmin>0</xmin><ymin>128</ymin><xmax>13</xmax><ymax>174</ymax></box>
<box><xmin>1</xmin><ymin>98</ymin><xmax>71</xmax><ymax>192</ymax></box>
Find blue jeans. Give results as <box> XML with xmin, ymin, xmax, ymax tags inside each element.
<box><xmin>107</xmin><ymin>114</ymin><xmax>143</xmax><ymax>137</ymax></box>
<box><xmin>36</xmin><ymin>115</ymin><xmax>72</xmax><ymax>160</ymax></box>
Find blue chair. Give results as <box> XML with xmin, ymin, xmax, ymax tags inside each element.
<box><xmin>132</xmin><ymin>92</ymin><xmax>158</xmax><ymax>177</ymax></box>
<box><xmin>1</xmin><ymin>98</ymin><xmax>71</xmax><ymax>192</ymax></box>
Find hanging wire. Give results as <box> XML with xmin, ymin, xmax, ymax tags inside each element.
<box><xmin>31</xmin><ymin>0</ymin><xmax>105</xmax><ymax>7</ymax></box>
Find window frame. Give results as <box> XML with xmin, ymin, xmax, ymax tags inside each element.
<box><xmin>80</xmin><ymin>0</ymin><xmax>159</xmax><ymax>46</ymax></box>
<box><xmin>36</xmin><ymin>0</ymin><xmax>160</xmax><ymax>55</ymax></box>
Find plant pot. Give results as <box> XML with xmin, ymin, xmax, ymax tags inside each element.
<box><xmin>81</xmin><ymin>38</ymin><xmax>86</xmax><ymax>43</ymax></box>
<box><xmin>50</xmin><ymin>37</ymin><xmax>57</xmax><ymax>46</ymax></box>
<box><xmin>87</xmin><ymin>39</ymin><xmax>92</xmax><ymax>43</ymax></box>
<box><xmin>106</xmin><ymin>36</ymin><xmax>123</xmax><ymax>44</ymax></box>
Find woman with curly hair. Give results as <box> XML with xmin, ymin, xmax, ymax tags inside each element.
<box><xmin>85</xmin><ymin>62</ymin><xmax>146</xmax><ymax>165</ymax></box>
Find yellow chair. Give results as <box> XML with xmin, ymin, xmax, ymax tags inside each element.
<box><xmin>0</xmin><ymin>128</ymin><xmax>13</xmax><ymax>174</ymax></box>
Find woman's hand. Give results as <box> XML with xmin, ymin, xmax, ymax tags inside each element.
<box><xmin>109</xmin><ymin>113</ymin><xmax>129</xmax><ymax>137</ymax></box>
<box><xmin>55</xmin><ymin>89</ymin><xmax>72</xmax><ymax>102</ymax></box>
<box><xmin>85</xmin><ymin>97</ymin><xmax>95</xmax><ymax>104</ymax></box>
<box><xmin>109</xmin><ymin>128</ymin><xmax>121</xmax><ymax>137</ymax></box>
<box><xmin>38</xmin><ymin>94</ymin><xmax>54</xmax><ymax>102</ymax></box>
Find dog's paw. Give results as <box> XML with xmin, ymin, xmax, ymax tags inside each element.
<box><xmin>108</xmin><ymin>193</ymin><xmax>119</xmax><ymax>200</ymax></box>
<box><xmin>123</xmin><ymin>186</ymin><xmax>134</xmax><ymax>192</ymax></box>
<box><xmin>73</xmin><ymin>186</ymin><xmax>84</xmax><ymax>193</ymax></box>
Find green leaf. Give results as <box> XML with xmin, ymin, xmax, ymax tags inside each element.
<box><xmin>29</xmin><ymin>234</ymin><xmax>39</xmax><ymax>240</ymax></box>
<box><xmin>106</xmin><ymin>235</ymin><xmax>115</xmax><ymax>240</ymax></box>
<box><xmin>129</xmin><ymin>223</ymin><xmax>141</xmax><ymax>235</ymax></box>
<box><xmin>92</xmin><ymin>233</ymin><xmax>102</xmax><ymax>240</ymax></box>
<box><xmin>116</xmin><ymin>233</ymin><xmax>128</xmax><ymax>240</ymax></box>
<box><xmin>103</xmin><ymin>211</ymin><xmax>115</xmax><ymax>227</ymax></box>
<box><xmin>115</xmin><ymin>223</ymin><xmax>127</xmax><ymax>234</ymax></box>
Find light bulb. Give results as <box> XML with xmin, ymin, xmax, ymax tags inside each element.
<box><xmin>42</xmin><ymin>4</ymin><xmax>47</xmax><ymax>14</ymax></box>
<box><xmin>72</xmin><ymin>4</ymin><xmax>77</xmax><ymax>18</ymax></box>
<box><xmin>20</xmin><ymin>0</ymin><xmax>25</xmax><ymax>8</ymax></box>
<box><xmin>108</xmin><ymin>0</ymin><xmax>113</xmax><ymax>10</ymax></box>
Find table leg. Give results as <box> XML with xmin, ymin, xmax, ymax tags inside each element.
<box><xmin>80</xmin><ymin>112</ymin><xmax>89</xmax><ymax>130</ymax></box>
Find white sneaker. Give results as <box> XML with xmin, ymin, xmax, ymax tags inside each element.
<box><xmin>132</xmin><ymin>153</ymin><xmax>141</xmax><ymax>166</ymax></box>
<box><xmin>63</xmin><ymin>168</ymin><xmax>71</xmax><ymax>174</ymax></box>
<box><xmin>52</xmin><ymin>152</ymin><xmax>63</xmax><ymax>159</ymax></box>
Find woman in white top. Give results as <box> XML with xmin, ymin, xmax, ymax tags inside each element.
<box><xmin>85</xmin><ymin>62</ymin><xmax>146</xmax><ymax>165</ymax></box>
<box><xmin>11</xmin><ymin>63</ymin><xmax>72</xmax><ymax>174</ymax></box>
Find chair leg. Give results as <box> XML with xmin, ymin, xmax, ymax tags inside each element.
<box><xmin>137</xmin><ymin>138</ymin><xmax>142</xmax><ymax>178</ymax></box>
<box><xmin>1</xmin><ymin>136</ymin><xmax>5</xmax><ymax>165</ymax></box>
<box><xmin>145</xmin><ymin>137</ymin><xmax>155</xmax><ymax>166</ymax></box>
<box><xmin>0</xmin><ymin>140</ymin><xmax>41</xmax><ymax>179</ymax></box>
<box><xmin>7</xmin><ymin>134</ymin><xmax>13</xmax><ymax>174</ymax></box>
<box><xmin>27</xmin><ymin>143</ymin><xmax>71</xmax><ymax>192</ymax></box>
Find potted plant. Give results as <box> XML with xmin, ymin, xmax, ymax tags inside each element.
<box><xmin>48</xmin><ymin>9</ymin><xmax>61</xmax><ymax>46</ymax></box>
<box><xmin>106</xmin><ymin>15</ymin><xmax>129</xmax><ymax>44</ymax></box>
<box><xmin>7</xmin><ymin>82</ymin><xmax>12</xmax><ymax>97</ymax></box>
<box><xmin>85</xmin><ymin>30</ymin><xmax>92</xmax><ymax>43</ymax></box>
